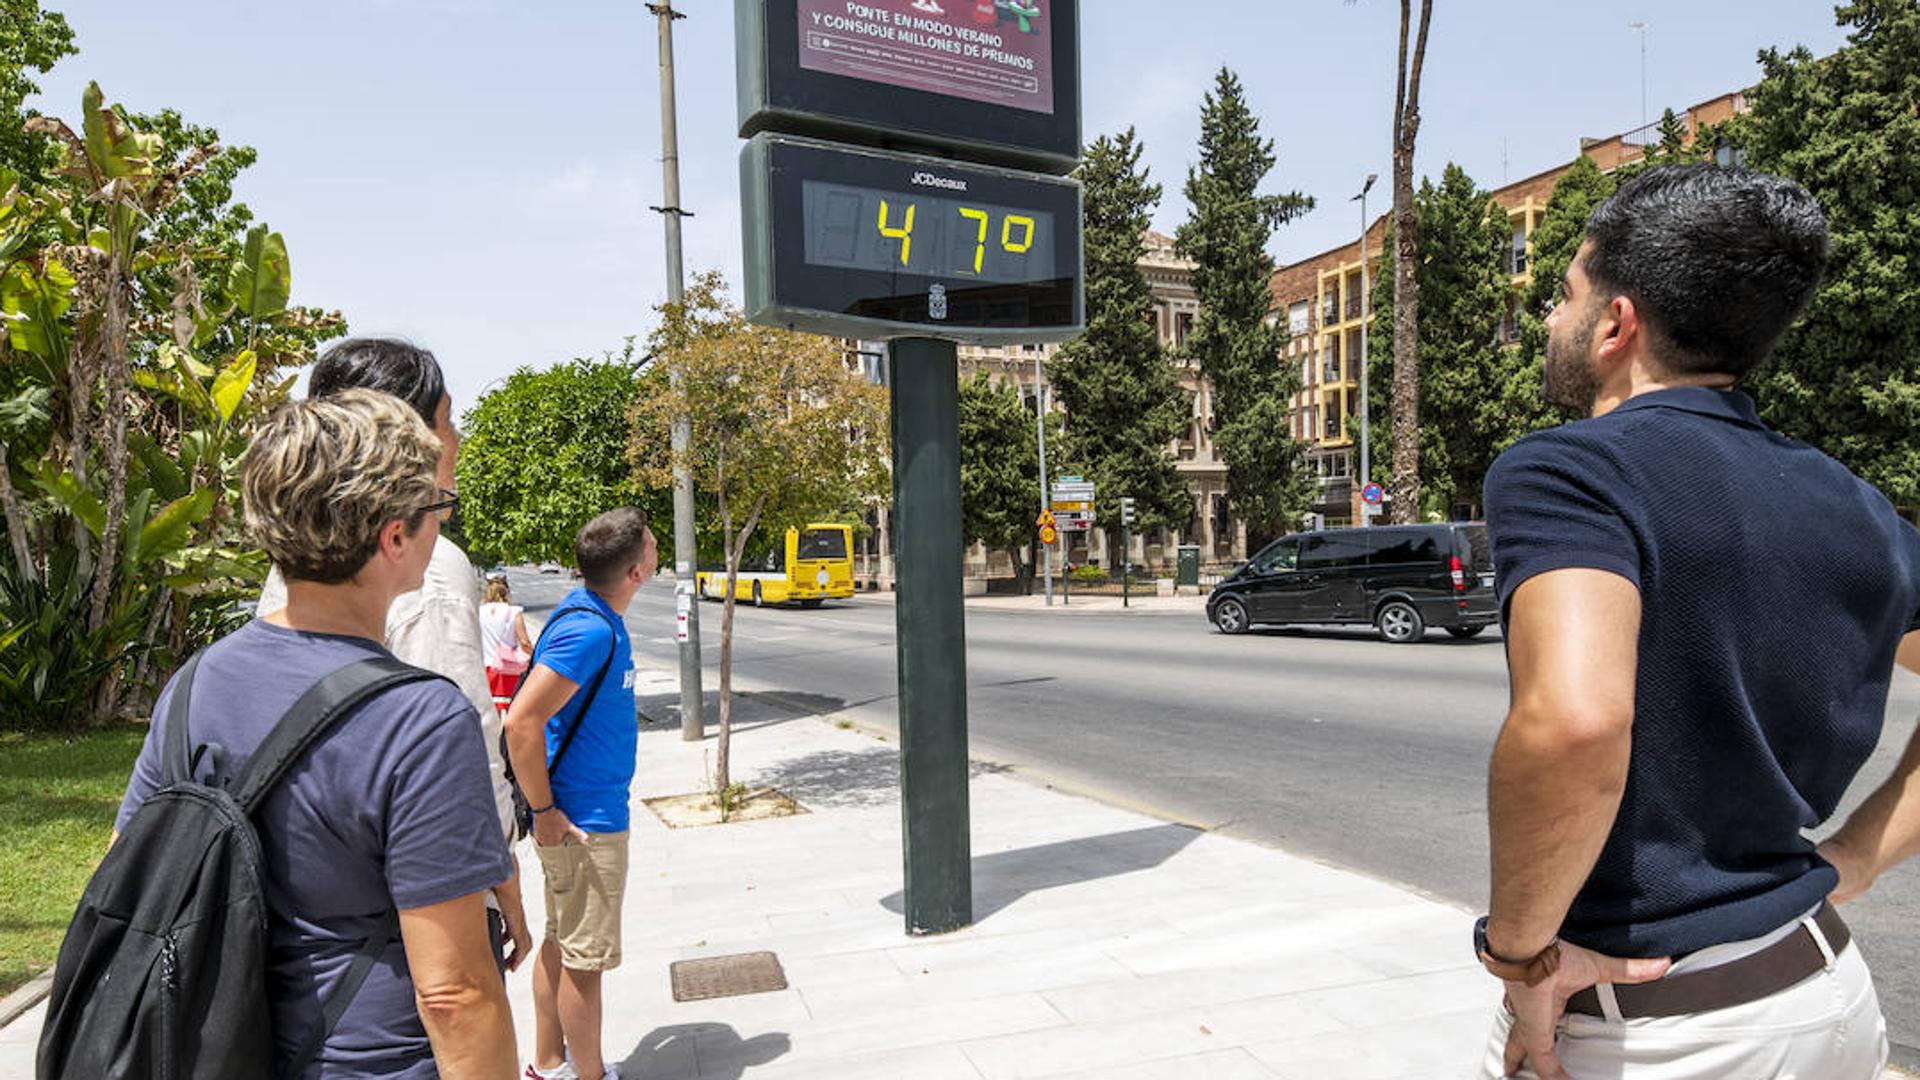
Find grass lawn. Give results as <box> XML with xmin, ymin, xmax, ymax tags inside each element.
<box><xmin>0</xmin><ymin>724</ymin><xmax>145</xmax><ymax>997</ymax></box>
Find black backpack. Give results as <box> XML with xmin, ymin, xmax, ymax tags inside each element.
<box><xmin>502</xmin><ymin>603</ymin><xmax>620</xmax><ymax>840</ymax></box>
<box><xmin>37</xmin><ymin>652</ymin><xmax>444</xmax><ymax>1080</ymax></box>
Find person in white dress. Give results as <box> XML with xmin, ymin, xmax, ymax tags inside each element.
<box><xmin>480</xmin><ymin>575</ymin><xmax>535</xmax><ymax>714</ymax></box>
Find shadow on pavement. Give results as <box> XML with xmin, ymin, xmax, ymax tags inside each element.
<box><xmin>619</xmin><ymin>1022</ymin><xmax>789</xmax><ymax>1079</ymax></box>
<box><xmin>1248</xmin><ymin>625</ymin><xmax>1503</xmax><ymax>645</ymax></box>
<box><xmin>878</xmin><ymin>822</ymin><xmax>1201</xmax><ymax>922</ymax></box>
<box><xmin>753</xmin><ymin>746</ymin><xmax>1011</xmax><ymax>811</ymax></box>
<box><xmin>637</xmin><ymin>689</ymin><xmax>851</xmax><ymax>734</ymax></box>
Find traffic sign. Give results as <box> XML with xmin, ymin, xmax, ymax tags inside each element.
<box><xmin>1362</xmin><ymin>482</ymin><xmax>1384</xmax><ymax>505</ymax></box>
<box><xmin>1049</xmin><ymin>500</ymin><xmax>1091</xmax><ymax>513</ymax></box>
<box><xmin>1038</xmin><ymin>524</ymin><xmax>1058</xmax><ymax>545</ymax></box>
<box><xmin>1036</xmin><ymin>509</ymin><xmax>1055</xmax><ymax>527</ymax></box>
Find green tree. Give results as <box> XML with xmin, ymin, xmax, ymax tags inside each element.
<box><xmin>458</xmin><ymin>344</ymin><xmax>672</xmax><ymax>568</ymax></box>
<box><xmin>1503</xmin><ymin>153</ymin><xmax>1615</xmax><ymax>450</ymax></box>
<box><xmin>0</xmin><ymin>0</ymin><xmax>75</xmax><ymax>182</ymax></box>
<box><xmin>1366</xmin><ymin>163</ymin><xmax>1513</xmax><ymax>514</ymax></box>
<box><xmin>1</xmin><ymin>84</ymin><xmax>329</xmax><ymax>730</ymax></box>
<box><xmin>1049</xmin><ymin>129</ymin><xmax>1190</xmax><ymax>563</ymax></box>
<box><xmin>958</xmin><ymin>372</ymin><xmax>1054</xmax><ymax>593</ymax></box>
<box><xmin>1732</xmin><ymin>0</ymin><xmax>1920</xmax><ymax>511</ymax></box>
<box><xmin>632</xmin><ymin>272</ymin><xmax>889</xmax><ymax>798</ymax></box>
<box><xmin>1176</xmin><ymin>68</ymin><xmax>1313</xmax><ymax>544</ymax></box>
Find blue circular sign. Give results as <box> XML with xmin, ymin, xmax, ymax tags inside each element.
<box><xmin>1362</xmin><ymin>483</ymin><xmax>1384</xmax><ymax>505</ymax></box>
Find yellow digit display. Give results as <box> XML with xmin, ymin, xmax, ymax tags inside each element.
<box><xmin>878</xmin><ymin>199</ymin><xmax>916</xmax><ymax>266</ymax></box>
<box><xmin>959</xmin><ymin>207</ymin><xmax>990</xmax><ymax>274</ymax></box>
<box><xmin>1003</xmin><ymin>215</ymin><xmax>1036</xmax><ymax>254</ymax></box>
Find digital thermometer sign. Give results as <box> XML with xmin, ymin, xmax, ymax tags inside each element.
<box><xmin>742</xmin><ymin>133</ymin><xmax>1083</xmax><ymax>341</ymax></box>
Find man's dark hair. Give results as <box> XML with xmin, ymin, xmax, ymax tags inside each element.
<box><xmin>309</xmin><ymin>338</ymin><xmax>446</xmax><ymax>425</ymax></box>
<box><xmin>576</xmin><ymin>507</ymin><xmax>650</xmax><ymax>589</ymax></box>
<box><xmin>1582</xmin><ymin>163</ymin><xmax>1829</xmax><ymax>379</ymax></box>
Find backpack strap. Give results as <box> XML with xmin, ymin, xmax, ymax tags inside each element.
<box><xmin>229</xmin><ymin>657</ymin><xmax>444</xmax><ymax>816</ymax></box>
<box><xmin>161</xmin><ymin>649</ymin><xmax>208</xmax><ymax>787</ymax></box>
<box><xmin>234</xmin><ymin>657</ymin><xmax>445</xmax><ymax>1076</ymax></box>
<box><xmin>284</xmin><ymin>909</ymin><xmax>400</xmax><ymax>1079</ymax></box>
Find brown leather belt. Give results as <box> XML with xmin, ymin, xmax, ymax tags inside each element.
<box><xmin>1565</xmin><ymin>903</ymin><xmax>1850</xmax><ymax>1019</ymax></box>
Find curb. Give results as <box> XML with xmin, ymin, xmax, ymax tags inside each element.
<box><xmin>0</xmin><ymin>971</ymin><xmax>51</xmax><ymax>1031</ymax></box>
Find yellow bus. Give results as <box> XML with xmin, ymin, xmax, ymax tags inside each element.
<box><xmin>696</xmin><ymin>523</ymin><xmax>857</xmax><ymax>608</ymax></box>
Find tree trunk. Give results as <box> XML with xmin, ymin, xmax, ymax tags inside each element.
<box><xmin>715</xmin><ymin>489</ymin><xmax>766</xmax><ymax>815</ymax></box>
<box><xmin>0</xmin><ymin>438</ymin><xmax>35</xmax><ymax>584</ymax></box>
<box><xmin>89</xmin><ymin>248</ymin><xmax>134</xmax><ymax>719</ymax></box>
<box><xmin>1009</xmin><ymin>545</ymin><xmax>1031</xmax><ymax>595</ymax></box>
<box><xmin>1388</xmin><ymin>0</ymin><xmax>1434</xmax><ymax>526</ymax></box>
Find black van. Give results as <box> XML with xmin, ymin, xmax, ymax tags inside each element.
<box><xmin>1207</xmin><ymin>523</ymin><xmax>1498</xmax><ymax>642</ymax></box>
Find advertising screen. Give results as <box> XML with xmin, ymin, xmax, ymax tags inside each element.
<box><xmin>738</xmin><ymin>0</ymin><xmax>1079</xmax><ymax>172</ymax></box>
<box><xmin>794</xmin><ymin>1</ymin><xmax>1054</xmax><ymax>116</ymax></box>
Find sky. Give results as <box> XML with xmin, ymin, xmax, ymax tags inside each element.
<box><xmin>33</xmin><ymin>1</ymin><xmax>1851</xmax><ymax>415</ymax></box>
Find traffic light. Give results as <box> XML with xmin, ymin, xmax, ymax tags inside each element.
<box><xmin>1120</xmin><ymin>497</ymin><xmax>1137</xmax><ymax>526</ymax></box>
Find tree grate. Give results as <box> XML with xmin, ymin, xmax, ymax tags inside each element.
<box><xmin>669</xmin><ymin>951</ymin><xmax>789</xmax><ymax>1002</ymax></box>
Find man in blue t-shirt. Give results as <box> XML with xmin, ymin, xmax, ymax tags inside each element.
<box><xmin>504</xmin><ymin>507</ymin><xmax>653</xmax><ymax>1080</ymax></box>
<box><xmin>1477</xmin><ymin>165</ymin><xmax>1920</xmax><ymax>1078</ymax></box>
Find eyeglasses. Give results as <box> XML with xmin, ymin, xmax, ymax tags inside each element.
<box><xmin>419</xmin><ymin>487</ymin><xmax>459</xmax><ymax>519</ymax></box>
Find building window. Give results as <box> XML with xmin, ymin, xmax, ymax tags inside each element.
<box><xmin>1322</xmin><ymin>284</ymin><xmax>1340</xmax><ymax>326</ymax></box>
<box><xmin>1510</xmin><ymin>226</ymin><xmax>1528</xmax><ymax>276</ymax></box>
<box><xmin>1499</xmin><ymin>294</ymin><xmax>1520</xmax><ymax>344</ymax></box>
<box><xmin>1714</xmin><ymin>142</ymin><xmax>1745</xmax><ymax>168</ymax></box>
<box><xmin>1322</xmin><ymin>338</ymin><xmax>1340</xmax><ymax>383</ymax></box>
<box><xmin>1176</xmin><ymin>311</ymin><xmax>1194</xmax><ymax>347</ymax></box>
<box><xmin>1331</xmin><ymin>453</ymin><xmax>1349</xmax><ymax>478</ymax></box>
<box><xmin>1345</xmin><ymin>274</ymin><xmax>1364</xmax><ymax>321</ymax></box>
<box><xmin>1288</xmin><ymin>300</ymin><xmax>1310</xmax><ymax>336</ymax></box>
<box><xmin>1345</xmin><ymin>329</ymin><xmax>1362</xmax><ymax>381</ymax></box>
<box><xmin>1323</xmin><ymin>394</ymin><xmax>1341</xmax><ymax>440</ymax></box>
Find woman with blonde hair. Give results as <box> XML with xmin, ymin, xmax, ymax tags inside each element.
<box><xmin>111</xmin><ymin>389</ymin><xmax>516</xmax><ymax>1078</ymax></box>
<box><xmin>480</xmin><ymin>575</ymin><xmax>534</xmax><ymax>713</ymax></box>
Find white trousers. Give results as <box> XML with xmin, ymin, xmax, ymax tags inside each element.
<box><xmin>1477</xmin><ymin>936</ymin><xmax>1888</xmax><ymax>1079</ymax></box>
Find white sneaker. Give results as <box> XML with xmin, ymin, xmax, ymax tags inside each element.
<box><xmin>525</xmin><ymin>1062</ymin><xmax>578</xmax><ymax>1080</ymax></box>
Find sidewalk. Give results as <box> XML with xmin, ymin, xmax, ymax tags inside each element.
<box><xmin>2</xmin><ymin>669</ymin><xmax>1909</xmax><ymax>1079</ymax></box>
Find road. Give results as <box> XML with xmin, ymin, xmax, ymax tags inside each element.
<box><xmin>508</xmin><ymin>568</ymin><xmax>1920</xmax><ymax>1060</ymax></box>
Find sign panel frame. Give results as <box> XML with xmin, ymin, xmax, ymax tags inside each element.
<box><xmin>738</xmin><ymin>0</ymin><xmax>1081</xmax><ymax>174</ymax></box>
<box><xmin>741</xmin><ymin>132</ymin><xmax>1084</xmax><ymax>343</ymax></box>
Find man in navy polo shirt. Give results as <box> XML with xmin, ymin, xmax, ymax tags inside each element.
<box><xmin>1477</xmin><ymin>164</ymin><xmax>1920</xmax><ymax>1078</ymax></box>
<box><xmin>504</xmin><ymin>507</ymin><xmax>653</xmax><ymax>1080</ymax></box>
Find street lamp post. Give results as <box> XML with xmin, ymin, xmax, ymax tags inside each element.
<box><xmin>649</xmin><ymin>1</ymin><xmax>705</xmax><ymax>741</ymax></box>
<box><xmin>1629</xmin><ymin>21</ymin><xmax>1648</xmax><ymax>135</ymax></box>
<box><xmin>1352</xmin><ymin>172</ymin><xmax>1377</xmax><ymax>525</ymax></box>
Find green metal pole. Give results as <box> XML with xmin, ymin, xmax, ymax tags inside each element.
<box><xmin>1122</xmin><ymin>523</ymin><xmax>1130</xmax><ymax>608</ymax></box>
<box><xmin>889</xmin><ymin>337</ymin><xmax>972</xmax><ymax>935</ymax></box>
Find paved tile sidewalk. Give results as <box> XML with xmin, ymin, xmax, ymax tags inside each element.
<box><xmin>5</xmin><ymin>666</ymin><xmax>1910</xmax><ymax>1079</ymax></box>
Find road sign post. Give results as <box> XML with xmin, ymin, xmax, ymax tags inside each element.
<box><xmin>1120</xmin><ymin>496</ymin><xmax>1136</xmax><ymax>609</ymax></box>
<box><xmin>890</xmin><ymin>338</ymin><xmax>971</xmax><ymax>934</ymax></box>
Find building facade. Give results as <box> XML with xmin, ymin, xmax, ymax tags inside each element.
<box><xmin>955</xmin><ymin>230</ymin><xmax>1244</xmax><ymax>580</ymax></box>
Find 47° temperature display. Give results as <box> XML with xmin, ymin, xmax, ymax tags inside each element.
<box><xmin>802</xmin><ymin>180</ymin><xmax>1057</xmax><ymax>285</ymax></box>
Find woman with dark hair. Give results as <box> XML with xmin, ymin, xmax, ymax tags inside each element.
<box><xmin>261</xmin><ymin>337</ymin><xmax>531</xmax><ymax>973</ymax></box>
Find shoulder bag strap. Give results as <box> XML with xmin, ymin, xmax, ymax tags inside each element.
<box><xmin>543</xmin><ymin>605</ymin><xmax>622</xmax><ymax>780</ymax></box>
<box><xmin>161</xmin><ymin>650</ymin><xmax>208</xmax><ymax>786</ymax></box>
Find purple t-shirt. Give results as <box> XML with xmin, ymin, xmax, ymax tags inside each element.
<box><xmin>116</xmin><ymin>620</ymin><xmax>512</xmax><ymax>1079</ymax></box>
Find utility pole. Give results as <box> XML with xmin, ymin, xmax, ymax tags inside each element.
<box><xmin>1352</xmin><ymin>172</ymin><xmax>1377</xmax><ymax>525</ymax></box>
<box><xmin>649</xmin><ymin>1</ymin><xmax>704</xmax><ymax>741</ymax></box>
<box><xmin>1035</xmin><ymin>353</ymin><xmax>1052</xmax><ymax>606</ymax></box>
<box><xmin>1629</xmin><ymin>21</ymin><xmax>1648</xmax><ymax>135</ymax></box>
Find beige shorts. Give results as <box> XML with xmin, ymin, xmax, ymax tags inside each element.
<box><xmin>534</xmin><ymin>830</ymin><xmax>630</xmax><ymax>972</ymax></box>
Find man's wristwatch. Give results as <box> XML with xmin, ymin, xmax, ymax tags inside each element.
<box><xmin>1473</xmin><ymin>916</ymin><xmax>1562</xmax><ymax>986</ymax></box>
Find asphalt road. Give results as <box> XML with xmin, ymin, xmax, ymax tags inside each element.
<box><xmin>508</xmin><ymin>568</ymin><xmax>1920</xmax><ymax>1059</ymax></box>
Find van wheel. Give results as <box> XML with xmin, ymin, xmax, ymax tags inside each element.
<box><xmin>1212</xmin><ymin>597</ymin><xmax>1251</xmax><ymax>635</ymax></box>
<box><xmin>1446</xmin><ymin>625</ymin><xmax>1486</xmax><ymax>639</ymax></box>
<box><xmin>1375</xmin><ymin>600</ymin><xmax>1424</xmax><ymax>643</ymax></box>
<box><xmin>752</xmin><ymin>582</ymin><xmax>764</xmax><ymax>608</ymax></box>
